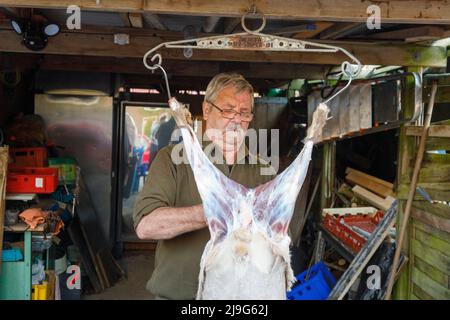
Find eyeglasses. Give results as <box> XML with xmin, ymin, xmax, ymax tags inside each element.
<box><xmin>207</xmin><ymin>101</ymin><xmax>254</xmax><ymax>122</ymax></box>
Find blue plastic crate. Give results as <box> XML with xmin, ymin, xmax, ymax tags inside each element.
<box><xmin>287</xmin><ymin>261</ymin><xmax>337</xmax><ymax>300</ymax></box>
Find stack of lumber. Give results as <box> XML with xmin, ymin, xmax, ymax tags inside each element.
<box><xmin>344</xmin><ymin>167</ymin><xmax>396</xmax><ymax>211</ymax></box>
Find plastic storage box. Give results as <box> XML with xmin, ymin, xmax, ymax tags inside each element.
<box><xmin>7</xmin><ymin>167</ymin><xmax>59</xmax><ymax>194</ymax></box>
<box><xmin>48</xmin><ymin>158</ymin><xmax>77</xmax><ymax>184</ymax></box>
<box><xmin>287</xmin><ymin>261</ymin><xmax>337</xmax><ymax>300</ymax></box>
<box><xmin>2</xmin><ymin>248</ymin><xmax>24</xmax><ymax>262</ymax></box>
<box><xmin>9</xmin><ymin>147</ymin><xmax>48</xmax><ymax>168</ymax></box>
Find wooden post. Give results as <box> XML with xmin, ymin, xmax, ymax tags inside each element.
<box><xmin>393</xmin><ymin>67</ymin><xmax>422</xmax><ymax>299</ymax></box>
<box><xmin>388</xmin><ymin>78</ymin><xmax>438</xmax><ymax>300</ymax></box>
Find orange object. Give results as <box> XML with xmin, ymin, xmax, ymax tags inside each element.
<box><xmin>19</xmin><ymin>208</ymin><xmax>48</xmax><ymax>230</ymax></box>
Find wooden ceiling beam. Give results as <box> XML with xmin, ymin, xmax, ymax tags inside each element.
<box><xmin>362</xmin><ymin>26</ymin><xmax>448</xmax><ymax>43</ymax></box>
<box><xmin>142</xmin><ymin>13</ymin><xmax>166</xmax><ymax>30</ymax></box>
<box><xmin>119</xmin><ymin>13</ymin><xmax>131</xmax><ymax>28</ymax></box>
<box><xmin>0</xmin><ymin>53</ymin><xmax>329</xmax><ymax>79</ymax></box>
<box><xmin>319</xmin><ymin>22</ymin><xmax>363</xmax><ymax>40</ymax></box>
<box><xmin>128</xmin><ymin>12</ymin><xmax>143</xmax><ymax>28</ymax></box>
<box><xmin>0</xmin><ymin>28</ymin><xmax>446</xmax><ymax>67</ymax></box>
<box><xmin>0</xmin><ymin>0</ymin><xmax>449</xmax><ymax>24</ymax></box>
<box><xmin>291</xmin><ymin>22</ymin><xmax>334</xmax><ymax>39</ymax></box>
<box><xmin>223</xmin><ymin>18</ymin><xmax>241</xmax><ymax>34</ymax></box>
<box><xmin>203</xmin><ymin>16</ymin><xmax>221</xmax><ymax>33</ymax></box>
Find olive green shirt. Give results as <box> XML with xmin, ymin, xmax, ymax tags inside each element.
<box><xmin>133</xmin><ymin>140</ymin><xmax>278</xmax><ymax>300</ymax></box>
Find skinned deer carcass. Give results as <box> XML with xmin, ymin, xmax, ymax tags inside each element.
<box><xmin>169</xmin><ymin>98</ymin><xmax>329</xmax><ymax>300</ymax></box>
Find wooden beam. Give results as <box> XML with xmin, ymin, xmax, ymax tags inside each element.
<box><xmin>292</xmin><ymin>22</ymin><xmax>334</xmax><ymax>39</ymax></box>
<box><xmin>319</xmin><ymin>22</ymin><xmax>362</xmax><ymax>40</ymax></box>
<box><xmin>128</xmin><ymin>12</ymin><xmax>143</xmax><ymax>28</ymax></box>
<box><xmin>0</xmin><ymin>28</ymin><xmax>446</xmax><ymax>67</ymax></box>
<box><xmin>203</xmin><ymin>16</ymin><xmax>221</xmax><ymax>33</ymax></box>
<box><xmin>142</xmin><ymin>13</ymin><xmax>166</xmax><ymax>30</ymax></box>
<box><xmin>0</xmin><ymin>52</ymin><xmax>328</xmax><ymax>79</ymax></box>
<box><xmin>364</xmin><ymin>26</ymin><xmax>447</xmax><ymax>42</ymax></box>
<box><xmin>1</xmin><ymin>1</ymin><xmax>450</xmax><ymax>24</ymax></box>
<box><xmin>406</xmin><ymin>125</ymin><xmax>450</xmax><ymax>138</ymax></box>
<box><xmin>352</xmin><ymin>185</ymin><xmax>396</xmax><ymax>211</ymax></box>
<box><xmin>119</xmin><ymin>13</ymin><xmax>131</xmax><ymax>28</ymax></box>
<box><xmin>223</xmin><ymin>18</ymin><xmax>241</xmax><ymax>34</ymax></box>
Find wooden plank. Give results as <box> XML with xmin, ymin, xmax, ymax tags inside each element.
<box><xmin>203</xmin><ymin>16</ymin><xmax>221</xmax><ymax>33</ymax></box>
<box><xmin>338</xmin><ymin>87</ymin><xmax>350</xmax><ymax>137</ymax></box>
<box><xmin>128</xmin><ymin>12</ymin><xmax>143</xmax><ymax>28</ymax></box>
<box><xmin>319</xmin><ymin>22</ymin><xmax>362</xmax><ymax>40</ymax></box>
<box><xmin>142</xmin><ymin>13</ymin><xmax>167</xmax><ymax>30</ymax></box>
<box><xmin>119</xmin><ymin>13</ymin><xmax>131</xmax><ymax>28</ymax></box>
<box><xmin>414</xmin><ymin>228</ymin><xmax>450</xmax><ymax>257</ymax></box>
<box><xmin>0</xmin><ymin>29</ymin><xmax>446</xmax><ymax>67</ymax></box>
<box><xmin>328</xmin><ymin>93</ymin><xmax>341</xmax><ymax>139</ymax></box>
<box><xmin>412</xmin><ymin>283</ymin><xmax>435</xmax><ymax>300</ymax></box>
<box><xmin>393</xmin><ymin>66</ymin><xmax>422</xmax><ymax>300</ymax></box>
<box><xmin>413</xmin><ymin>217</ymin><xmax>450</xmax><ymax>243</ymax></box>
<box><xmin>2</xmin><ymin>0</ymin><xmax>450</xmax><ymax>24</ymax></box>
<box><xmin>397</xmin><ymin>182</ymin><xmax>450</xmax><ymax>202</ymax></box>
<box><xmin>1</xmin><ymin>53</ymin><xmax>328</xmax><ymax>80</ymax></box>
<box><xmin>413</xmin><ymin>256</ymin><xmax>449</xmax><ymax>288</ymax></box>
<box><xmin>291</xmin><ymin>21</ymin><xmax>334</xmax><ymax>39</ymax></box>
<box><xmin>364</xmin><ymin>26</ymin><xmax>446</xmax><ymax>41</ymax></box>
<box><xmin>426</xmin><ymin>137</ymin><xmax>450</xmax><ymax>151</ymax></box>
<box><xmin>401</xmin><ymin>164</ymin><xmax>450</xmax><ymax>184</ymax></box>
<box><xmin>405</xmin><ymin>125</ymin><xmax>450</xmax><ymax>138</ymax></box>
<box><xmin>423</xmin><ymin>152</ymin><xmax>450</xmax><ymax>166</ymax></box>
<box><xmin>413</xmin><ymin>201</ymin><xmax>450</xmax><ymax>221</ymax></box>
<box><xmin>346</xmin><ymin>172</ymin><xmax>393</xmax><ymax>198</ymax></box>
<box><xmin>359</xmin><ymin>83</ymin><xmax>372</xmax><ymax>129</ymax></box>
<box><xmin>411</xmin><ymin>238</ymin><xmax>450</xmax><ymax>274</ymax></box>
<box><xmin>352</xmin><ymin>185</ymin><xmax>395</xmax><ymax>211</ymax></box>
<box><xmin>347</xmin><ymin>85</ymin><xmax>360</xmax><ymax>133</ymax></box>
<box><xmin>223</xmin><ymin>17</ymin><xmax>241</xmax><ymax>34</ymax></box>
<box><xmin>346</xmin><ymin>167</ymin><xmax>394</xmax><ymax>189</ymax></box>
<box><xmin>411</xmin><ymin>267</ymin><xmax>450</xmax><ymax>299</ymax></box>
<box><xmin>411</xmin><ymin>207</ymin><xmax>450</xmax><ymax>233</ymax></box>
<box><xmin>424</xmin><ymin>85</ymin><xmax>450</xmax><ymax>103</ymax></box>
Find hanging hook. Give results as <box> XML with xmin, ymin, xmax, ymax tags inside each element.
<box><xmin>143</xmin><ymin>52</ymin><xmax>171</xmax><ymax>100</ymax></box>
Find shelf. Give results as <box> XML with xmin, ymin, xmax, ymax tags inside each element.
<box><xmin>6</xmin><ymin>193</ymin><xmax>37</xmax><ymax>201</ymax></box>
<box><xmin>3</xmin><ymin>222</ymin><xmax>46</xmax><ymax>233</ymax></box>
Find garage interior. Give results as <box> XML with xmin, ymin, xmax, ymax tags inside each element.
<box><xmin>0</xmin><ymin>0</ymin><xmax>449</xmax><ymax>300</ymax></box>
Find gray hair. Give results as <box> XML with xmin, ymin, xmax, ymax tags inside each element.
<box><xmin>204</xmin><ymin>73</ymin><xmax>254</xmax><ymax>110</ymax></box>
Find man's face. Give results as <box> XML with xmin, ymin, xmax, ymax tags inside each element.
<box><xmin>202</xmin><ymin>85</ymin><xmax>253</xmax><ymax>154</ymax></box>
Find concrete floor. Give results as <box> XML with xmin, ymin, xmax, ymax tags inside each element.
<box><xmin>82</xmin><ymin>251</ymin><xmax>155</xmax><ymax>300</ymax></box>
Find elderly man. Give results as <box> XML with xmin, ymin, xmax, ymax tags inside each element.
<box><xmin>133</xmin><ymin>73</ymin><xmax>279</xmax><ymax>300</ymax></box>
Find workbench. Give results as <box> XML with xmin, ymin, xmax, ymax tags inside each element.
<box><xmin>0</xmin><ymin>222</ymin><xmax>45</xmax><ymax>300</ymax></box>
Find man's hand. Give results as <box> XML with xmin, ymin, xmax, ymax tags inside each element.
<box><xmin>135</xmin><ymin>204</ymin><xmax>207</xmax><ymax>240</ymax></box>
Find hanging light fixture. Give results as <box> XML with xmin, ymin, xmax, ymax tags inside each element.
<box><xmin>10</xmin><ymin>18</ymin><xmax>60</xmax><ymax>51</ymax></box>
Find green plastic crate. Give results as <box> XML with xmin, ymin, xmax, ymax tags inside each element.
<box><xmin>48</xmin><ymin>157</ymin><xmax>77</xmax><ymax>184</ymax></box>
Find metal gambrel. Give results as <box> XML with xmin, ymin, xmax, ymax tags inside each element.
<box><xmin>143</xmin><ymin>11</ymin><xmax>363</xmax><ymax>103</ymax></box>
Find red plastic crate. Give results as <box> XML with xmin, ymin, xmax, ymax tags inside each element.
<box><xmin>322</xmin><ymin>211</ymin><xmax>384</xmax><ymax>253</ymax></box>
<box><xmin>9</xmin><ymin>147</ymin><xmax>48</xmax><ymax>168</ymax></box>
<box><xmin>7</xmin><ymin>167</ymin><xmax>59</xmax><ymax>194</ymax></box>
